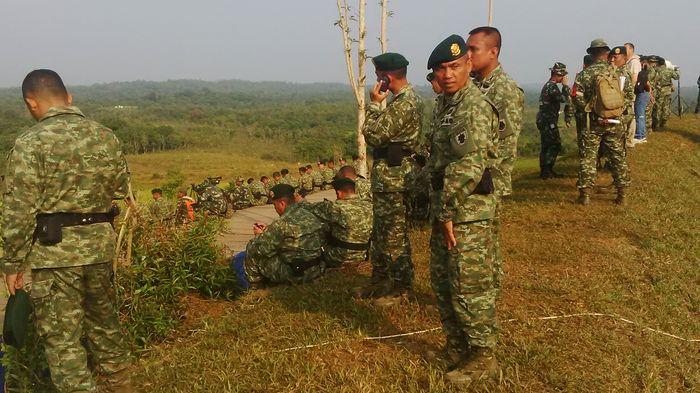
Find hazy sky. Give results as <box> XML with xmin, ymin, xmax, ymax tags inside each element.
<box><xmin>1</xmin><ymin>0</ymin><xmax>698</xmax><ymax>88</ymax></box>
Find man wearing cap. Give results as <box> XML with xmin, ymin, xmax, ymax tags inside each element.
<box><xmin>2</xmin><ymin>69</ymin><xmax>133</xmax><ymax>392</ymax></box>
<box><xmin>467</xmin><ymin>26</ymin><xmax>524</xmax><ymax>298</ymax></box>
<box><xmin>427</xmin><ymin>34</ymin><xmax>501</xmax><ymax>384</ymax></box>
<box><xmin>226</xmin><ymin>177</ymin><xmax>249</xmax><ymax>210</ymax></box>
<box><xmin>611</xmin><ymin>46</ymin><xmax>636</xmax><ymax>148</ymax></box>
<box><xmin>652</xmin><ymin>57</ymin><xmax>680</xmax><ymax>130</ymax></box>
<box><xmin>359</xmin><ymin>52</ymin><xmax>423</xmax><ymax>305</ymax></box>
<box><xmin>536</xmin><ymin>62</ymin><xmax>573</xmax><ymax>179</ymax></box>
<box><xmin>574</xmin><ymin>39</ymin><xmax>632</xmax><ymax>205</ymax></box>
<box><xmin>310</xmin><ymin>178</ymin><xmax>373</xmax><ymax>267</ymax></box>
<box><xmin>233</xmin><ymin>184</ymin><xmax>327</xmax><ymax>287</ymax></box>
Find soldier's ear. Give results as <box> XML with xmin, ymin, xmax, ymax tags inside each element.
<box><xmin>66</xmin><ymin>93</ymin><xmax>73</xmax><ymax>106</ymax></box>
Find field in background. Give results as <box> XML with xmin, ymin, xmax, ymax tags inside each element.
<box><xmin>133</xmin><ymin>116</ymin><xmax>700</xmax><ymax>392</ymax></box>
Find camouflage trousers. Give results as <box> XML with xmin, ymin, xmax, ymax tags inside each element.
<box><xmin>537</xmin><ymin>124</ymin><xmax>562</xmax><ymax>174</ymax></box>
<box><xmin>323</xmin><ymin>246</ymin><xmax>367</xmax><ymax>268</ymax></box>
<box><xmin>491</xmin><ymin>202</ymin><xmax>504</xmax><ymax>297</ymax></box>
<box><xmin>652</xmin><ymin>93</ymin><xmax>672</xmax><ymax>129</ymax></box>
<box><xmin>577</xmin><ymin>125</ymin><xmax>631</xmax><ymax>189</ymax></box>
<box><xmin>430</xmin><ymin>219</ymin><xmax>498</xmax><ymax>351</ymax></box>
<box><xmin>371</xmin><ymin>191</ymin><xmax>413</xmax><ymax>289</ymax></box>
<box><xmin>645</xmin><ymin>96</ymin><xmax>654</xmax><ymax>132</ymax></box>
<box><xmin>30</xmin><ymin>262</ymin><xmax>132</xmax><ymax>393</ymax></box>
<box><xmin>575</xmin><ymin>113</ymin><xmax>587</xmax><ymax>157</ymax></box>
<box><xmin>244</xmin><ymin>254</ymin><xmax>325</xmax><ymax>284</ymax></box>
<box><xmin>492</xmin><ymin>133</ymin><xmax>519</xmax><ymax>197</ymax></box>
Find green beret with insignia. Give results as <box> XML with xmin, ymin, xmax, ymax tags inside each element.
<box><xmin>586</xmin><ymin>38</ymin><xmax>610</xmax><ymax>54</ymax></box>
<box><xmin>428</xmin><ymin>34</ymin><xmax>467</xmax><ymax>69</ymax></box>
<box><xmin>550</xmin><ymin>62</ymin><xmax>568</xmax><ymax>76</ymax></box>
<box><xmin>611</xmin><ymin>46</ymin><xmax>627</xmax><ymax>56</ymax></box>
<box><xmin>3</xmin><ymin>289</ymin><xmax>31</xmax><ymax>348</ymax></box>
<box><xmin>270</xmin><ymin>184</ymin><xmax>295</xmax><ymax>200</ymax></box>
<box><xmin>372</xmin><ymin>52</ymin><xmax>409</xmax><ymax>71</ymax></box>
<box><xmin>331</xmin><ymin>177</ymin><xmax>355</xmax><ymax>190</ymax></box>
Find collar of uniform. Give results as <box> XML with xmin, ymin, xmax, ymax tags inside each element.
<box><xmin>39</xmin><ymin>106</ymin><xmax>85</xmax><ymax>123</ymax></box>
<box><xmin>342</xmin><ymin>194</ymin><xmax>359</xmax><ymax>201</ymax></box>
<box><xmin>474</xmin><ymin>64</ymin><xmax>503</xmax><ymax>90</ymax></box>
<box><xmin>283</xmin><ymin>201</ymin><xmax>302</xmax><ymax>217</ymax></box>
<box><xmin>392</xmin><ymin>84</ymin><xmax>412</xmax><ymax>101</ymax></box>
<box><xmin>443</xmin><ymin>81</ymin><xmax>476</xmax><ymax>106</ymax></box>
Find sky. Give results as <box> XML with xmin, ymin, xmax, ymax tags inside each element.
<box><xmin>1</xmin><ymin>0</ymin><xmax>698</xmax><ymax>88</ymax></box>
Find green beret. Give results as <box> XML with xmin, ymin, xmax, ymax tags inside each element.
<box><xmin>331</xmin><ymin>177</ymin><xmax>356</xmax><ymax>190</ymax></box>
<box><xmin>587</xmin><ymin>38</ymin><xmax>610</xmax><ymax>54</ymax></box>
<box><xmin>151</xmin><ymin>188</ymin><xmax>162</xmax><ymax>194</ymax></box>
<box><xmin>372</xmin><ymin>52</ymin><xmax>409</xmax><ymax>71</ymax></box>
<box><xmin>550</xmin><ymin>62</ymin><xmax>568</xmax><ymax>76</ymax></box>
<box><xmin>3</xmin><ymin>289</ymin><xmax>31</xmax><ymax>348</ymax></box>
<box><xmin>611</xmin><ymin>46</ymin><xmax>627</xmax><ymax>56</ymax></box>
<box><xmin>428</xmin><ymin>34</ymin><xmax>467</xmax><ymax>69</ymax></box>
<box><xmin>270</xmin><ymin>184</ymin><xmax>295</xmax><ymax>200</ymax></box>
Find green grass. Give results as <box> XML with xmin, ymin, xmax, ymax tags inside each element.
<box><xmin>131</xmin><ymin>115</ymin><xmax>699</xmax><ymax>392</ymax></box>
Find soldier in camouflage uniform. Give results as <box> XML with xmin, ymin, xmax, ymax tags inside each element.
<box><xmin>536</xmin><ymin>62</ymin><xmax>573</xmax><ymax>178</ymax></box>
<box><xmin>338</xmin><ymin>165</ymin><xmax>372</xmax><ymax>201</ymax></box>
<box><xmin>327</xmin><ymin>159</ymin><xmax>339</xmax><ymax>176</ymax></box>
<box><xmin>249</xmin><ymin>177</ymin><xmax>268</xmax><ymax>206</ymax></box>
<box><xmin>645</xmin><ymin>58</ymin><xmax>659</xmax><ymax>132</ymax></box>
<box><xmin>227</xmin><ymin>177</ymin><xmax>249</xmax><ymax>210</ymax></box>
<box><xmin>574</xmin><ymin>39</ymin><xmax>633</xmax><ymax>205</ymax></box>
<box><xmin>652</xmin><ymin>58</ymin><xmax>679</xmax><ymax>129</ymax></box>
<box><xmin>1</xmin><ymin>70</ymin><xmax>133</xmax><ymax>393</ymax></box>
<box><xmin>310</xmin><ymin>178</ymin><xmax>372</xmax><ymax>267</ymax></box>
<box><xmin>611</xmin><ymin>46</ymin><xmax>636</xmax><ymax>149</ymax></box>
<box><xmin>427</xmin><ymin>36</ymin><xmax>501</xmax><ymax>384</ymax></box>
<box><xmin>278</xmin><ymin>168</ymin><xmax>299</xmax><ymax>190</ymax></box>
<box><xmin>193</xmin><ymin>178</ymin><xmax>228</xmax><ymax>217</ymax></box>
<box><xmin>149</xmin><ymin>188</ymin><xmax>167</xmax><ymax>220</ymax></box>
<box><xmin>237</xmin><ymin>184</ymin><xmax>327</xmax><ymax>285</ymax></box>
<box><xmin>573</xmin><ymin>55</ymin><xmax>595</xmax><ymax>156</ymax></box>
<box><xmin>298</xmin><ymin>166</ymin><xmax>314</xmax><ymax>197</ymax></box>
<box><xmin>320</xmin><ymin>162</ymin><xmax>335</xmax><ymax>190</ymax></box>
<box><xmin>406</xmin><ymin>155</ymin><xmax>430</xmax><ymax>224</ymax></box>
<box><xmin>468</xmin><ymin>26</ymin><xmax>524</xmax><ymax>297</ymax></box>
<box><xmin>311</xmin><ymin>163</ymin><xmax>325</xmax><ymax>192</ymax></box>
<box><xmin>359</xmin><ymin>52</ymin><xmax>423</xmax><ymax>306</ymax></box>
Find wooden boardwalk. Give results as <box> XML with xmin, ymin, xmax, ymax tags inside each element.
<box><xmin>220</xmin><ymin>190</ymin><xmax>336</xmax><ymax>252</ymax></box>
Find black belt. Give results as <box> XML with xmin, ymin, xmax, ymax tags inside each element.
<box><xmin>289</xmin><ymin>257</ymin><xmax>322</xmax><ymax>277</ymax></box>
<box><xmin>372</xmin><ymin>143</ymin><xmax>413</xmax><ymax>167</ymax></box>
<box><xmin>329</xmin><ymin>236</ymin><xmax>369</xmax><ymax>251</ymax></box>
<box><xmin>35</xmin><ymin>210</ymin><xmax>118</xmax><ymax>246</ymax></box>
<box><xmin>430</xmin><ymin>169</ymin><xmax>494</xmax><ymax>195</ymax></box>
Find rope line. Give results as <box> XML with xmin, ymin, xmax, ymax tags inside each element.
<box><xmin>265</xmin><ymin>312</ymin><xmax>699</xmax><ymax>354</ymax></box>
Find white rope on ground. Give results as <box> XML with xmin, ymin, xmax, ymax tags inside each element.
<box><xmin>264</xmin><ymin>312</ymin><xmax>699</xmax><ymax>354</ymax></box>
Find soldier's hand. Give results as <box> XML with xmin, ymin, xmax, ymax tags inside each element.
<box><xmin>370</xmin><ymin>82</ymin><xmax>390</xmax><ymax>103</ymax></box>
<box><xmin>5</xmin><ymin>272</ymin><xmax>24</xmax><ymax>296</ymax></box>
<box><xmin>565</xmin><ymin>118</ymin><xmax>572</xmax><ymax>128</ymax></box>
<box><xmin>253</xmin><ymin>222</ymin><xmax>266</xmax><ymax>235</ymax></box>
<box><xmin>440</xmin><ymin>221</ymin><xmax>457</xmax><ymax>250</ymax></box>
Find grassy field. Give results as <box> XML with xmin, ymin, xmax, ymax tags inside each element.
<box><xmin>132</xmin><ymin>115</ymin><xmax>699</xmax><ymax>392</ymax></box>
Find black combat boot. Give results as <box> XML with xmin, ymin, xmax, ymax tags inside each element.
<box><xmin>614</xmin><ymin>187</ymin><xmax>626</xmax><ymax>205</ymax></box>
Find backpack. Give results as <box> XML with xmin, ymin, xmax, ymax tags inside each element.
<box><xmin>592</xmin><ymin>68</ymin><xmax>625</xmax><ymax>118</ymax></box>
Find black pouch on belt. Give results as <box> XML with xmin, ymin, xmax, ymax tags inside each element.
<box><xmin>472</xmin><ymin>168</ymin><xmax>494</xmax><ymax>195</ymax></box>
<box><xmin>431</xmin><ymin>173</ymin><xmax>444</xmax><ymax>191</ymax></box>
<box><xmin>35</xmin><ymin>214</ymin><xmax>63</xmax><ymax>246</ymax></box>
<box><xmin>386</xmin><ymin>144</ymin><xmax>405</xmax><ymax>167</ymax></box>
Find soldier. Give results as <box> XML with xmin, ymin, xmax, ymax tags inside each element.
<box><xmin>249</xmin><ymin>177</ymin><xmax>269</xmax><ymax>206</ymax></box>
<box><xmin>574</xmin><ymin>39</ymin><xmax>632</xmax><ymax>205</ymax></box>
<box><xmin>1</xmin><ymin>69</ymin><xmax>133</xmax><ymax>392</ymax></box>
<box><xmin>536</xmin><ymin>62</ymin><xmax>573</xmax><ymax>178</ymax></box>
<box><xmin>467</xmin><ymin>26</ymin><xmax>524</xmax><ymax>298</ymax></box>
<box><xmin>261</xmin><ymin>176</ymin><xmax>273</xmax><ymax>202</ymax></box>
<box><xmin>645</xmin><ymin>56</ymin><xmax>660</xmax><ymax>132</ymax></box>
<box><xmin>696</xmin><ymin>74</ymin><xmax>700</xmax><ymax>114</ymax></box>
<box><xmin>327</xmin><ymin>159</ymin><xmax>339</xmax><ymax>175</ymax></box>
<box><xmin>193</xmin><ymin>180</ymin><xmax>228</xmax><ymax>217</ymax></box>
<box><xmin>611</xmin><ymin>46</ymin><xmax>635</xmax><ymax>149</ymax></box>
<box><xmin>310</xmin><ymin>178</ymin><xmax>373</xmax><ymax>267</ymax></box>
<box><xmin>407</xmin><ymin>154</ymin><xmax>431</xmax><ymax>224</ymax></box>
<box><xmin>175</xmin><ymin>188</ymin><xmax>196</xmax><ymax>223</ymax></box>
<box><xmin>573</xmin><ymin>55</ymin><xmax>595</xmax><ymax>155</ymax></box>
<box><xmin>338</xmin><ymin>165</ymin><xmax>372</xmax><ymax>201</ymax></box>
<box><xmin>652</xmin><ymin>58</ymin><xmax>680</xmax><ymax>129</ymax></box>
<box><xmin>315</xmin><ymin>160</ymin><xmax>327</xmax><ymax>190</ymax></box>
<box><xmin>427</xmin><ymin>72</ymin><xmax>443</xmax><ymax>94</ymax></box>
<box><xmin>358</xmin><ymin>51</ymin><xmax>423</xmax><ymax>306</ymax></box>
<box><xmin>321</xmin><ymin>161</ymin><xmax>335</xmax><ymax>190</ymax></box>
<box><xmin>279</xmin><ymin>168</ymin><xmax>299</xmax><ymax>190</ymax></box>
<box><xmin>230</xmin><ymin>184</ymin><xmax>327</xmax><ymax>287</ymax></box>
<box><xmin>227</xmin><ymin>177</ymin><xmax>249</xmax><ymax>210</ymax></box>
<box><xmin>271</xmin><ymin>171</ymin><xmax>282</xmax><ymax>187</ymax></box>
<box><xmin>298</xmin><ymin>166</ymin><xmax>313</xmax><ymax>197</ymax></box>
<box><xmin>149</xmin><ymin>187</ymin><xmax>166</xmax><ymax>219</ymax></box>
<box><xmin>427</xmin><ymin>35</ymin><xmax>501</xmax><ymax>384</ymax></box>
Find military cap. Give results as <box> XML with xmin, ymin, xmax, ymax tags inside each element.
<box><xmin>372</xmin><ymin>52</ymin><xmax>409</xmax><ymax>71</ymax></box>
<box><xmin>586</xmin><ymin>38</ymin><xmax>610</xmax><ymax>54</ymax></box>
<box><xmin>151</xmin><ymin>188</ymin><xmax>163</xmax><ymax>194</ymax></box>
<box><xmin>550</xmin><ymin>62</ymin><xmax>568</xmax><ymax>76</ymax></box>
<box><xmin>270</xmin><ymin>184</ymin><xmax>295</xmax><ymax>200</ymax></box>
<box><xmin>611</xmin><ymin>46</ymin><xmax>627</xmax><ymax>56</ymax></box>
<box><xmin>428</xmin><ymin>34</ymin><xmax>467</xmax><ymax>69</ymax></box>
<box><xmin>3</xmin><ymin>289</ymin><xmax>31</xmax><ymax>348</ymax></box>
<box><xmin>426</xmin><ymin>72</ymin><xmax>436</xmax><ymax>82</ymax></box>
<box><xmin>331</xmin><ymin>177</ymin><xmax>355</xmax><ymax>190</ymax></box>
<box><xmin>655</xmin><ymin>56</ymin><xmax>666</xmax><ymax>65</ymax></box>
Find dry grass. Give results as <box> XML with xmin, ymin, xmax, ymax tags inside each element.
<box><xmin>133</xmin><ymin>116</ymin><xmax>700</xmax><ymax>392</ymax></box>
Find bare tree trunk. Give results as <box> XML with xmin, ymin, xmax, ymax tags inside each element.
<box><xmin>488</xmin><ymin>0</ymin><xmax>494</xmax><ymax>26</ymax></box>
<box><xmin>356</xmin><ymin>0</ymin><xmax>367</xmax><ymax>177</ymax></box>
<box><xmin>380</xmin><ymin>0</ymin><xmax>388</xmax><ymax>53</ymax></box>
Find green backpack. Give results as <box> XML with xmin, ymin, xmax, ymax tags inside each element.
<box><xmin>592</xmin><ymin>68</ymin><xmax>625</xmax><ymax>118</ymax></box>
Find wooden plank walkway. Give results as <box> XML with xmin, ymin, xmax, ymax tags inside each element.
<box><xmin>220</xmin><ymin>190</ymin><xmax>336</xmax><ymax>252</ymax></box>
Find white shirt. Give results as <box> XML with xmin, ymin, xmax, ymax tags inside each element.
<box><xmin>626</xmin><ymin>54</ymin><xmax>642</xmax><ymax>77</ymax></box>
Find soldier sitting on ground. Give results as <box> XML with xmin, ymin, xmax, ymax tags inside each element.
<box><xmin>309</xmin><ymin>177</ymin><xmax>373</xmax><ymax>267</ymax></box>
<box><xmin>338</xmin><ymin>165</ymin><xmax>372</xmax><ymax>201</ymax></box>
<box><xmin>298</xmin><ymin>166</ymin><xmax>314</xmax><ymax>197</ymax></box>
<box><xmin>321</xmin><ymin>161</ymin><xmax>335</xmax><ymax>190</ymax></box>
<box><xmin>227</xmin><ymin>177</ymin><xmax>249</xmax><ymax>210</ymax></box>
<box><xmin>192</xmin><ymin>178</ymin><xmax>228</xmax><ymax>217</ymax></box>
<box><xmin>248</xmin><ymin>177</ymin><xmax>269</xmax><ymax>206</ymax></box>
<box><xmin>314</xmin><ymin>160</ymin><xmax>327</xmax><ymax>191</ymax></box>
<box><xmin>229</xmin><ymin>184</ymin><xmax>327</xmax><ymax>289</ymax></box>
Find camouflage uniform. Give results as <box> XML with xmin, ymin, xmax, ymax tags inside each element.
<box><xmin>298</xmin><ymin>173</ymin><xmax>314</xmax><ymax>197</ymax></box>
<box><xmin>310</xmin><ymin>194</ymin><xmax>373</xmax><ymax>267</ymax></box>
<box><xmin>428</xmin><ymin>83</ymin><xmax>500</xmax><ymax>354</ymax></box>
<box><xmin>473</xmin><ymin>65</ymin><xmax>524</xmax><ymax>294</ymax></box>
<box><xmin>362</xmin><ymin>84</ymin><xmax>423</xmax><ymax>291</ymax></box>
<box><xmin>406</xmin><ymin>164</ymin><xmax>430</xmax><ymax>223</ymax></box>
<box><xmin>652</xmin><ymin>66</ymin><xmax>679</xmax><ymax>129</ymax></box>
<box><xmin>572</xmin><ymin>72</ymin><xmax>587</xmax><ymax>155</ymax></box>
<box><xmin>645</xmin><ymin>65</ymin><xmax>658</xmax><ymax>132</ymax></box>
<box><xmin>148</xmin><ymin>199</ymin><xmax>167</xmax><ymax>220</ymax></box>
<box><xmin>321</xmin><ymin>167</ymin><xmax>335</xmax><ymax>190</ymax></box>
<box><xmin>536</xmin><ymin>80</ymin><xmax>573</xmax><ymax>176</ymax></box>
<box><xmin>278</xmin><ymin>174</ymin><xmax>299</xmax><ymax>190</ymax></box>
<box><xmin>574</xmin><ymin>60</ymin><xmax>633</xmax><ymax>191</ymax></box>
<box><xmin>196</xmin><ymin>185</ymin><xmax>228</xmax><ymax>216</ymax></box>
<box><xmin>354</xmin><ymin>176</ymin><xmax>372</xmax><ymax>202</ymax></box>
<box><xmin>248</xmin><ymin>180</ymin><xmax>268</xmax><ymax>206</ymax></box>
<box><xmin>1</xmin><ymin>106</ymin><xmax>132</xmax><ymax>392</ymax></box>
<box><xmin>244</xmin><ymin>202</ymin><xmax>326</xmax><ymax>284</ymax></box>
<box><xmin>227</xmin><ymin>184</ymin><xmax>249</xmax><ymax>210</ymax></box>
<box><xmin>311</xmin><ymin>169</ymin><xmax>324</xmax><ymax>192</ymax></box>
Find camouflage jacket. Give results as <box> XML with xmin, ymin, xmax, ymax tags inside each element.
<box><xmin>362</xmin><ymin>84</ymin><xmax>424</xmax><ymax>192</ymax></box>
<box><xmin>355</xmin><ymin>177</ymin><xmax>372</xmax><ymax>201</ymax></box>
<box><xmin>299</xmin><ymin>173</ymin><xmax>314</xmax><ymax>192</ymax></box>
<box><xmin>311</xmin><ymin>170</ymin><xmax>324</xmax><ymax>188</ymax></box>
<box><xmin>321</xmin><ymin>167</ymin><xmax>335</xmax><ymax>187</ymax></box>
<box><xmin>310</xmin><ymin>194</ymin><xmax>372</xmax><ymax>264</ymax></box>
<box><xmin>246</xmin><ymin>202</ymin><xmax>326</xmax><ymax>269</ymax></box>
<box><xmin>655</xmin><ymin>66</ymin><xmax>679</xmax><ymax>95</ymax></box>
<box><xmin>574</xmin><ymin>60</ymin><xmax>634</xmax><ymax>120</ymax></box>
<box><xmin>473</xmin><ymin>65</ymin><xmax>524</xmax><ymax>141</ymax></box>
<box><xmin>228</xmin><ymin>185</ymin><xmax>249</xmax><ymax>210</ymax></box>
<box><xmin>1</xmin><ymin>106</ymin><xmax>129</xmax><ymax>273</ymax></box>
<box><xmin>249</xmin><ymin>180</ymin><xmax>268</xmax><ymax>205</ymax></box>
<box><xmin>537</xmin><ymin>81</ymin><xmax>573</xmax><ymax>126</ymax></box>
<box><xmin>279</xmin><ymin>175</ymin><xmax>298</xmax><ymax>189</ymax></box>
<box><xmin>197</xmin><ymin>186</ymin><xmax>228</xmax><ymax>216</ymax></box>
<box><xmin>428</xmin><ymin>83</ymin><xmax>499</xmax><ymax>223</ymax></box>
<box><xmin>148</xmin><ymin>199</ymin><xmax>168</xmax><ymax>220</ymax></box>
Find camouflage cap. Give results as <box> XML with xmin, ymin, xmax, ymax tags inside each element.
<box><xmin>3</xmin><ymin>289</ymin><xmax>31</xmax><ymax>348</ymax></box>
<box><xmin>331</xmin><ymin>176</ymin><xmax>356</xmax><ymax>190</ymax></box>
<box><xmin>372</xmin><ymin>52</ymin><xmax>409</xmax><ymax>71</ymax></box>
<box><xmin>586</xmin><ymin>38</ymin><xmax>610</xmax><ymax>54</ymax></box>
<box><xmin>428</xmin><ymin>34</ymin><xmax>467</xmax><ymax>69</ymax></box>
<box><xmin>550</xmin><ymin>62</ymin><xmax>568</xmax><ymax>76</ymax></box>
<box><xmin>611</xmin><ymin>46</ymin><xmax>627</xmax><ymax>56</ymax></box>
<box><xmin>270</xmin><ymin>184</ymin><xmax>295</xmax><ymax>201</ymax></box>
